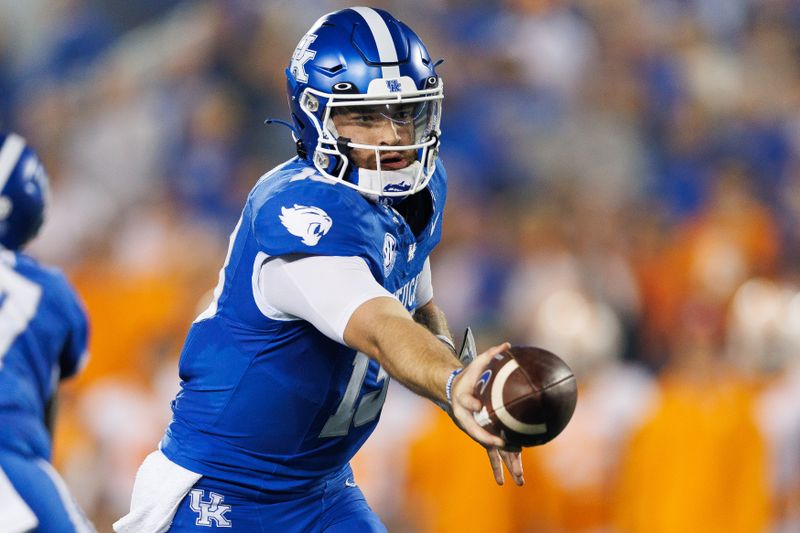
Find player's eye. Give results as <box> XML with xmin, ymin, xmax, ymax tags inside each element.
<box><xmin>388</xmin><ymin>103</ymin><xmax>427</xmax><ymax>124</ymax></box>
<box><xmin>380</xmin><ymin>105</ymin><xmax>407</xmax><ymax>122</ymax></box>
<box><xmin>345</xmin><ymin>111</ymin><xmax>380</xmax><ymax>124</ymax></box>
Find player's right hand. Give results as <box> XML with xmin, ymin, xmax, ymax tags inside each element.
<box><xmin>449</xmin><ymin>342</ymin><xmax>510</xmax><ymax>449</ymax></box>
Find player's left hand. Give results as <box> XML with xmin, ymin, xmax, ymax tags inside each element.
<box><xmin>486</xmin><ymin>446</ymin><xmax>524</xmax><ymax>486</ymax></box>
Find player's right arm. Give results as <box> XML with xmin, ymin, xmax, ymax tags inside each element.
<box><xmin>347</xmin><ymin>297</ymin><xmax>523</xmax><ymax>484</ymax></box>
<box><xmin>259</xmin><ymin>254</ymin><xmax>506</xmax><ymax>449</ymax></box>
<box><xmin>343</xmin><ymin>296</ymin><xmax>507</xmax><ymax>448</ymax></box>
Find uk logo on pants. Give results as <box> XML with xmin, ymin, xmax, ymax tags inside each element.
<box><xmin>189</xmin><ymin>490</ymin><xmax>232</xmax><ymax>528</ymax></box>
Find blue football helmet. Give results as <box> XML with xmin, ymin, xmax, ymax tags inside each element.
<box><xmin>286</xmin><ymin>7</ymin><xmax>443</xmax><ymax>202</ymax></box>
<box><xmin>0</xmin><ymin>133</ymin><xmax>49</xmax><ymax>250</ymax></box>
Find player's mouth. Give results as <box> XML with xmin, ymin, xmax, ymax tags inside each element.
<box><xmin>379</xmin><ymin>152</ymin><xmax>411</xmax><ymax>170</ymax></box>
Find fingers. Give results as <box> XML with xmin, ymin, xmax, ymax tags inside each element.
<box><xmin>452</xmin><ymin>341</ymin><xmax>511</xmax><ymax>399</ymax></box>
<box><xmin>487</xmin><ymin>447</ymin><xmax>525</xmax><ymax>486</ymax></box>
<box><xmin>487</xmin><ymin>448</ymin><xmax>505</xmax><ymax>485</ymax></box>
<box><xmin>465</xmin><ymin>342</ymin><xmax>511</xmax><ymax>376</ymax></box>
<box><xmin>454</xmin><ymin>404</ymin><xmax>505</xmax><ymax>448</ymax></box>
<box><xmin>500</xmin><ymin>449</ymin><xmax>525</xmax><ymax>486</ymax></box>
<box><xmin>455</xmin><ymin>390</ymin><xmax>482</xmax><ymax>412</ymax></box>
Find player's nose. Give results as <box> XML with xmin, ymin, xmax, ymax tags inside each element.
<box><xmin>377</xmin><ymin>118</ymin><xmax>402</xmax><ymax>145</ymax></box>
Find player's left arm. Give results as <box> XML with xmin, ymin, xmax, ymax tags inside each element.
<box><xmin>414</xmin><ymin>300</ymin><xmax>457</xmax><ymax>355</ymax></box>
<box><xmin>413</xmin><ymin>300</ymin><xmax>450</xmax><ymax>338</ymax></box>
<box><xmin>412</xmin><ymin>258</ymin><xmax>455</xmax><ymax>351</ymax></box>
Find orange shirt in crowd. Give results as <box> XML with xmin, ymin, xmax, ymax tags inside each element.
<box><xmin>613</xmin><ymin>372</ymin><xmax>770</xmax><ymax>533</ymax></box>
<box><xmin>510</xmin><ymin>365</ymin><xmax>657</xmax><ymax>532</ymax></box>
<box><xmin>405</xmin><ymin>406</ymin><xmax>521</xmax><ymax>533</ymax></box>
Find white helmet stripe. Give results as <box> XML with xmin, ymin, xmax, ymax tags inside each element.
<box><xmin>0</xmin><ymin>134</ymin><xmax>25</xmax><ymax>194</ymax></box>
<box><xmin>350</xmin><ymin>7</ymin><xmax>401</xmax><ymax>79</ymax></box>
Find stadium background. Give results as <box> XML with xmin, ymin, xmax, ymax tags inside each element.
<box><xmin>2</xmin><ymin>0</ymin><xmax>800</xmax><ymax>531</ymax></box>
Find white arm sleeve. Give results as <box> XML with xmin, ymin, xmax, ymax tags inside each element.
<box><xmin>258</xmin><ymin>255</ymin><xmax>393</xmax><ymax>345</ymax></box>
<box><xmin>415</xmin><ymin>258</ymin><xmax>433</xmax><ymax>307</ymax></box>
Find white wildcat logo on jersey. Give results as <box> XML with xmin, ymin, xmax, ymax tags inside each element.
<box><xmin>279</xmin><ymin>205</ymin><xmax>332</xmax><ymax>246</ymax></box>
<box><xmin>383</xmin><ymin>233</ymin><xmax>397</xmax><ymax>277</ymax></box>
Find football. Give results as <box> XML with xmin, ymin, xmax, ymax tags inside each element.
<box><xmin>473</xmin><ymin>346</ymin><xmax>577</xmax><ymax>448</ymax></box>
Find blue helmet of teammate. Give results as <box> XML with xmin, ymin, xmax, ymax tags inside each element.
<box><xmin>286</xmin><ymin>7</ymin><xmax>443</xmax><ymax>203</ymax></box>
<box><xmin>0</xmin><ymin>133</ymin><xmax>49</xmax><ymax>250</ymax></box>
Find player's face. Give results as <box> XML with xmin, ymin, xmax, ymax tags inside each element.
<box><xmin>330</xmin><ymin>103</ymin><xmax>419</xmax><ymax>170</ymax></box>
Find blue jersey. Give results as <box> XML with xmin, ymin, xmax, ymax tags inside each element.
<box><xmin>0</xmin><ymin>250</ymin><xmax>89</xmax><ymax>460</ymax></box>
<box><xmin>161</xmin><ymin>157</ymin><xmax>446</xmax><ymax>492</ymax></box>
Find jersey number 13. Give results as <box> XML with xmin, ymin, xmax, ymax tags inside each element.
<box><xmin>320</xmin><ymin>352</ymin><xmax>389</xmax><ymax>438</ymax></box>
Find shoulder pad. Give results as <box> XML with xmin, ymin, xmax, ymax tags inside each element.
<box><xmin>252</xmin><ymin>177</ymin><xmax>383</xmax><ymax>270</ymax></box>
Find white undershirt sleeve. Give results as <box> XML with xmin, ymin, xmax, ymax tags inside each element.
<box><xmin>258</xmin><ymin>255</ymin><xmax>393</xmax><ymax>345</ymax></box>
<box><xmin>415</xmin><ymin>258</ymin><xmax>433</xmax><ymax>308</ymax></box>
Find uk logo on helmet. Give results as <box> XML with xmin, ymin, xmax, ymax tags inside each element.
<box><xmin>290</xmin><ymin>33</ymin><xmax>317</xmax><ymax>83</ymax></box>
<box><xmin>385</xmin><ymin>79</ymin><xmax>402</xmax><ymax>93</ymax></box>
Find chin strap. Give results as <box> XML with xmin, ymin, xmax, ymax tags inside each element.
<box><xmin>332</xmin><ymin>137</ymin><xmax>352</xmax><ymax>178</ymax></box>
<box><xmin>336</xmin><ymin>137</ymin><xmax>352</xmax><ymax>159</ymax></box>
<box><xmin>422</xmin><ymin>131</ymin><xmax>440</xmax><ymax>170</ymax></box>
<box><xmin>263</xmin><ymin>118</ymin><xmax>297</xmax><ymax>134</ymax></box>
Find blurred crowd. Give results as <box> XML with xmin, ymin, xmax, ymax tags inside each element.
<box><xmin>2</xmin><ymin>0</ymin><xmax>800</xmax><ymax>531</ymax></box>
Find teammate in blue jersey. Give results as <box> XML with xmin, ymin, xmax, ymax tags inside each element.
<box><xmin>116</xmin><ymin>7</ymin><xmax>523</xmax><ymax>532</ymax></box>
<box><xmin>0</xmin><ymin>132</ymin><xmax>95</xmax><ymax>533</ymax></box>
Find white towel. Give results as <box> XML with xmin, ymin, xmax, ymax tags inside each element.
<box><xmin>0</xmin><ymin>466</ymin><xmax>38</xmax><ymax>533</ymax></box>
<box><xmin>113</xmin><ymin>450</ymin><xmax>201</xmax><ymax>533</ymax></box>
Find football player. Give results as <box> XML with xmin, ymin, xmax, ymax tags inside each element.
<box><xmin>116</xmin><ymin>8</ymin><xmax>522</xmax><ymax>532</ymax></box>
<box><xmin>0</xmin><ymin>132</ymin><xmax>95</xmax><ymax>532</ymax></box>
